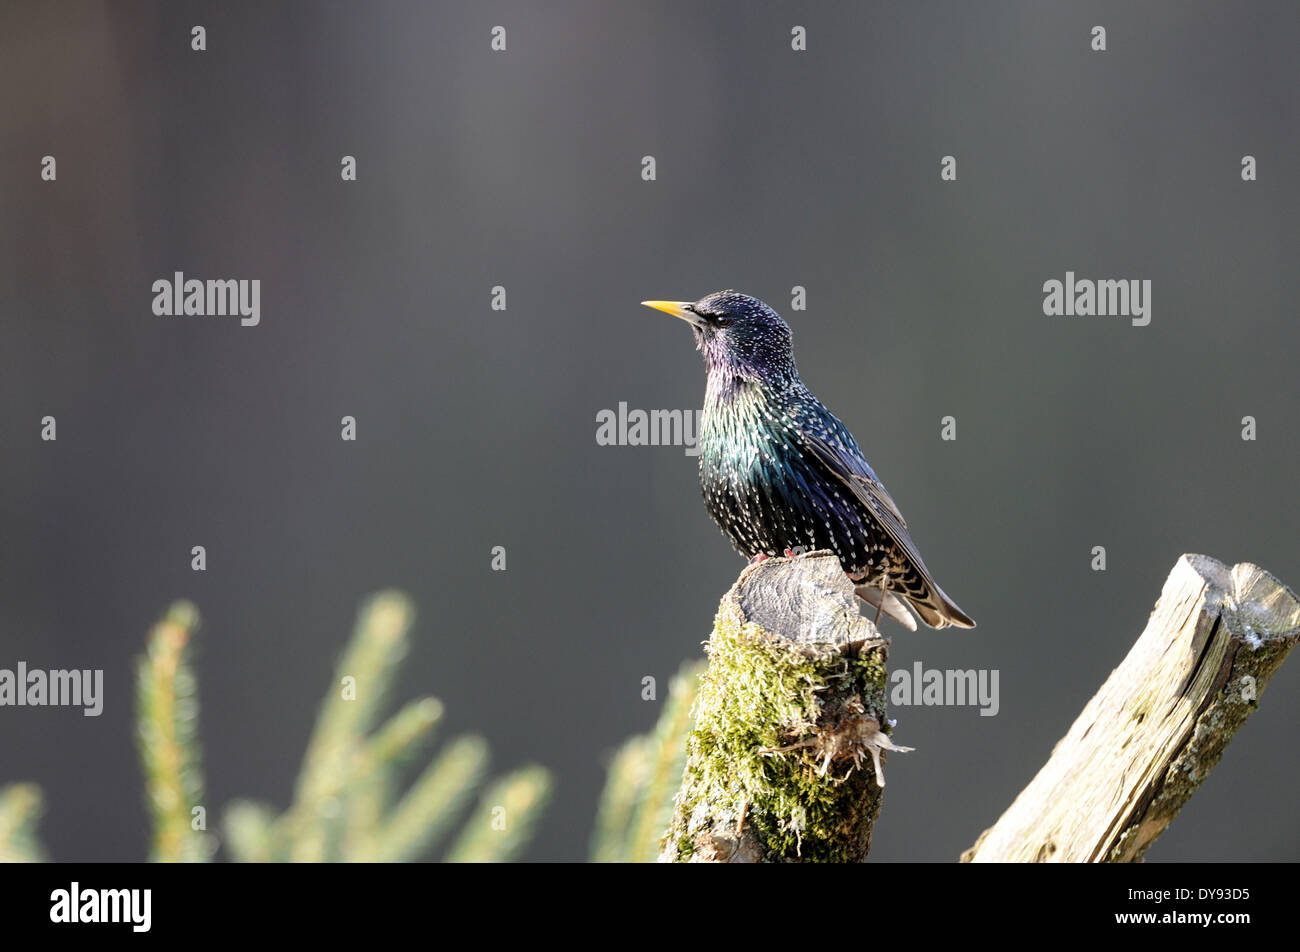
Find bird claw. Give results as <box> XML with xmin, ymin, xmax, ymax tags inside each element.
<box><xmin>750</xmin><ymin>549</ymin><xmax>806</xmax><ymax>564</ymax></box>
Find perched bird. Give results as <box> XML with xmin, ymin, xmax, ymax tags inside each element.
<box><xmin>643</xmin><ymin>291</ymin><xmax>975</xmax><ymax>631</ymax></box>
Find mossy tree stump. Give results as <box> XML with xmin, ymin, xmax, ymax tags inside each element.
<box><xmin>661</xmin><ymin>551</ymin><xmax>905</xmax><ymax>862</ymax></box>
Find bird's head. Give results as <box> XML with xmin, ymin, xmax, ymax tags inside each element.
<box><xmin>642</xmin><ymin>291</ymin><xmax>797</xmax><ymax>382</ymax></box>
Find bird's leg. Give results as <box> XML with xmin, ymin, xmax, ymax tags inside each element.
<box><xmin>872</xmin><ymin>562</ymin><xmax>889</xmax><ymax>627</ymax></box>
<box><xmin>748</xmin><ymin>552</ymin><xmax>770</xmax><ymax>565</ymax></box>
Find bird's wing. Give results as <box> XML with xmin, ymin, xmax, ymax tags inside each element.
<box><xmin>786</xmin><ymin>419</ymin><xmax>975</xmax><ymax>629</ymax></box>
<box><xmin>795</xmin><ymin>428</ymin><xmax>932</xmax><ymax>576</ymax></box>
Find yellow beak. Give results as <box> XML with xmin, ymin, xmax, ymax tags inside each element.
<box><xmin>641</xmin><ymin>300</ymin><xmax>703</xmax><ymax>326</ymax></box>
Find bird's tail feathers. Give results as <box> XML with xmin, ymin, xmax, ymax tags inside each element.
<box><xmin>910</xmin><ymin>582</ymin><xmax>976</xmax><ymax>630</ymax></box>
<box><xmin>855</xmin><ymin>581</ymin><xmax>976</xmax><ymax>630</ymax></box>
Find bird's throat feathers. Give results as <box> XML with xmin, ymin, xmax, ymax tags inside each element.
<box><xmin>703</xmin><ymin>361</ymin><xmax>797</xmax><ymax>411</ymax></box>
<box><xmin>698</xmin><ymin>332</ymin><xmax>799</xmax><ymax>401</ymax></box>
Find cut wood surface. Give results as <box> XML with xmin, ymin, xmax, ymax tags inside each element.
<box><xmin>963</xmin><ymin>554</ymin><xmax>1300</xmax><ymax>862</ymax></box>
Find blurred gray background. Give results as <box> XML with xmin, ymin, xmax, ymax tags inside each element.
<box><xmin>2</xmin><ymin>1</ymin><xmax>1297</xmax><ymax>861</ymax></box>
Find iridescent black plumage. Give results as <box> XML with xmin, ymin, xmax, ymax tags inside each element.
<box><xmin>645</xmin><ymin>290</ymin><xmax>975</xmax><ymax>630</ymax></box>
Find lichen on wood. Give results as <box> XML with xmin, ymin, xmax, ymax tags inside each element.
<box><xmin>660</xmin><ymin>551</ymin><xmax>904</xmax><ymax>863</ymax></box>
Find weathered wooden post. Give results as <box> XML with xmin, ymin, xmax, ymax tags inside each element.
<box><xmin>963</xmin><ymin>554</ymin><xmax>1300</xmax><ymax>862</ymax></box>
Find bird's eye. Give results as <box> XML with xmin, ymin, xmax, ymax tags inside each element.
<box><xmin>713</xmin><ymin>315</ymin><xmax>733</xmax><ymax>327</ymax></box>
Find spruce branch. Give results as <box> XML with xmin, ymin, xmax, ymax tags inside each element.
<box><xmin>591</xmin><ymin>661</ymin><xmax>704</xmax><ymax>862</ymax></box>
<box><xmin>0</xmin><ymin>783</ymin><xmax>45</xmax><ymax>863</ymax></box>
<box><xmin>222</xmin><ymin>800</ymin><xmax>278</xmax><ymax>863</ymax></box>
<box><xmin>443</xmin><ymin>767</ymin><xmax>553</xmax><ymax>863</ymax></box>
<box><xmin>368</xmin><ymin>735</ymin><xmax>490</xmax><ymax>862</ymax></box>
<box><xmin>136</xmin><ymin>600</ymin><xmax>214</xmax><ymax>862</ymax></box>
<box><xmin>20</xmin><ymin>589</ymin><xmax>550</xmax><ymax>863</ymax></box>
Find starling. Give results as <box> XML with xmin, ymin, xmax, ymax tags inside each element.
<box><xmin>643</xmin><ymin>290</ymin><xmax>975</xmax><ymax>631</ymax></box>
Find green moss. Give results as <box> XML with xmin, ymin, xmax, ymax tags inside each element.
<box><xmin>666</xmin><ymin>607</ymin><xmax>891</xmax><ymax>862</ymax></box>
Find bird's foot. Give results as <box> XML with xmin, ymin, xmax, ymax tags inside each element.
<box><xmin>750</xmin><ymin>549</ymin><xmax>811</xmax><ymax>564</ymax></box>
